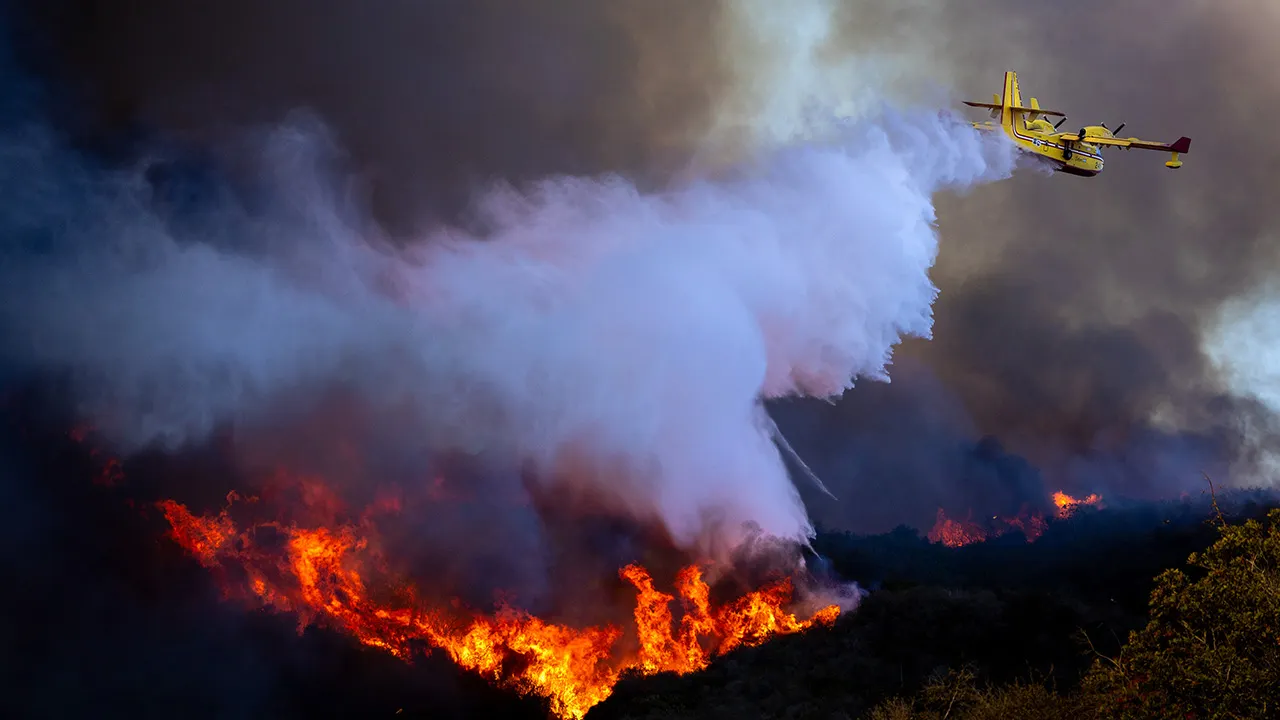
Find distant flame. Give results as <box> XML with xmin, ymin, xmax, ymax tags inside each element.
<box><xmin>928</xmin><ymin>490</ymin><xmax>1100</xmax><ymax>548</ymax></box>
<box><xmin>925</xmin><ymin>508</ymin><xmax>987</xmax><ymax>548</ymax></box>
<box><xmin>156</xmin><ymin>485</ymin><xmax>839</xmax><ymax>720</ymax></box>
<box><xmin>1052</xmin><ymin>491</ymin><xmax>1103</xmax><ymax>518</ymax></box>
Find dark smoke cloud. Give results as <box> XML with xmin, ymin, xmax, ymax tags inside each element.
<box><xmin>0</xmin><ymin>0</ymin><xmax>1019</xmax><ymax>610</ymax></box>
<box><xmin>10</xmin><ymin>0</ymin><xmax>1278</xmax><ymax>542</ymax></box>
<box><xmin>21</xmin><ymin>0</ymin><xmax>728</xmax><ymax>234</ymax></box>
<box><xmin>0</xmin><ymin>0</ymin><xmax>727</xmax><ymax>634</ymax></box>
<box><xmin>768</xmin><ymin>0</ymin><xmax>1280</xmax><ymax>532</ymax></box>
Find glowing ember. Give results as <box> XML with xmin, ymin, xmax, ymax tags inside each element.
<box><xmin>1003</xmin><ymin>511</ymin><xmax>1049</xmax><ymax>542</ymax></box>
<box><xmin>68</xmin><ymin>424</ymin><xmax>124</xmax><ymax>486</ymax></box>
<box><xmin>156</xmin><ymin>492</ymin><xmax>839</xmax><ymax>720</ymax></box>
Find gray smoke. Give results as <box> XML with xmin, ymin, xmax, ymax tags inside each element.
<box><xmin>18</xmin><ymin>0</ymin><xmax>1263</xmax><ymax>543</ymax></box>
<box><xmin>0</xmin><ymin>95</ymin><xmax>1013</xmax><ymax>564</ymax></box>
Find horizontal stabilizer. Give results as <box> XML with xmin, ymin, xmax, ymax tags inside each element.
<box><xmin>1126</xmin><ymin>135</ymin><xmax>1193</xmax><ymax>153</ymax></box>
<box><xmin>962</xmin><ymin>101</ymin><xmax>1066</xmax><ymax>117</ymax></box>
<box><xmin>1007</xmin><ymin>105</ymin><xmax>1065</xmax><ymax>117</ymax></box>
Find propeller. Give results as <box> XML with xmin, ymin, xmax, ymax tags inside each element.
<box><xmin>1053</xmin><ymin>117</ymin><xmax>1067</xmax><ymax>129</ymax></box>
<box><xmin>1113</xmin><ymin>122</ymin><xmax>1126</xmax><ymax>135</ymax></box>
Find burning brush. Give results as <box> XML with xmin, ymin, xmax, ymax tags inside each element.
<box><xmin>156</xmin><ymin>485</ymin><xmax>841</xmax><ymax>720</ymax></box>
<box><xmin>927</xmin><ymin>491</ymin><xmax>1104</xmax><ymax>548</ymax></box>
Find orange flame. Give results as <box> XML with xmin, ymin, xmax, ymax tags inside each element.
<box><xmin>158</xmin><ymin>499</ymin><xmax>236</xmax><ymax>567</ymax></box>
<box><xmin>1052</xmin><ymin>491</ymin><xmax>1103</xmax><ymax>518</ymax></box>
<box><xmin>928</xmin><ymin>490</ymin><xmax>1100</xmax><ymax>548</ymax></box>
<box><xmin>925</xmin><ymin>508</ymin><xmax>987</xmax><ymax>548</ymax></box>
<box><xmin>156</xmin><ymin>491</ymin><xmax>839</xmax><ymax>720</ymax></box>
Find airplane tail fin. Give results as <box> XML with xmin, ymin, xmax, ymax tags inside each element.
<box><xmin>963</xmin><ymin>72</ymin><xmax>1064</xmax><ymax>128</ymax></box>
<box><xmin>1006</xmin><ymin>71</ymin><xmax>1021</xmax><ymax>110</ymax></box>
<box><xmin>1165</xmin><ymin>136</ymin><xmax>1191</xmax><ymax>169</ymax></box>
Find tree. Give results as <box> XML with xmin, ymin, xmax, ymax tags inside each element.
<box><xmin>1083</xmin><ymin>508</ymin><xmax>1280</xmax><ymax>718</ymax></box>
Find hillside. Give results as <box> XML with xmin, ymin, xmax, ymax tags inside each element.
<box><xmin>590</xmin><ymin>494</ymin><xmax>1280</xmax><ymax>719</ymax></box>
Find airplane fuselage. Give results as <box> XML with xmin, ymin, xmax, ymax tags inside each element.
<box><xmin>974</xmin><ymin>119</ymin><xmax>1106</xmax><ymax>177</ymax></box>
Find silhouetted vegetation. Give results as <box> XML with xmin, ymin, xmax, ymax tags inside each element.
<box><xmin>6</xmin><ymin>386</ymin><xmax>1279</xmax><ymax>719</ymax></box>
<box><xmin>592</xmin><ymin>497</ymin><xmax>1280</xmax><ymax>719</ymax></box>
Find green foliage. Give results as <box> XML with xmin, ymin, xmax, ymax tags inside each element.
<box><xmin>1082</xmin><ymin>508</ymin><xmax>1280</xmax><ymax>719</ymax></box>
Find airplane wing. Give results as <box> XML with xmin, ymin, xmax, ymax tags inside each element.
<box><xmin>1061</xmin><ymin>134</ymin><xmax>1192</xmax><ymax>154</ymax></box>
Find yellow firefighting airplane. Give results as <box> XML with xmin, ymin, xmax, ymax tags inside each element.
<box><xmin>963</xmin><ymin>71</ymin><xmax>1191</xmax><ymax>177</ymax></box>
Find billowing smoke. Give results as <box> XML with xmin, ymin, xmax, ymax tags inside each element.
<box><xmin>0</xmin><ymin>97</ymin><xmax>1014</xmax><ymax>563</ymax></box>
<box><xmin>0</xmin><ymin>0</ymin><xmax>1028</xmax><ymax>581</ymax></box>
<box><xmin>22</xmin><ymin>0</ymin><xmax>1275</xmax><ymax>551</ymax></box>
<box><xmin>763</xmin><ymin>0</ymin><xmax>1280</xmax><ymax>532</ymax></box>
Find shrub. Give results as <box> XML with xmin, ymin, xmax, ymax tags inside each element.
<box><xmin>1082</xmin><ymin>509</ymin><xmax>1280</xmax><ymax>718</ymax></box>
